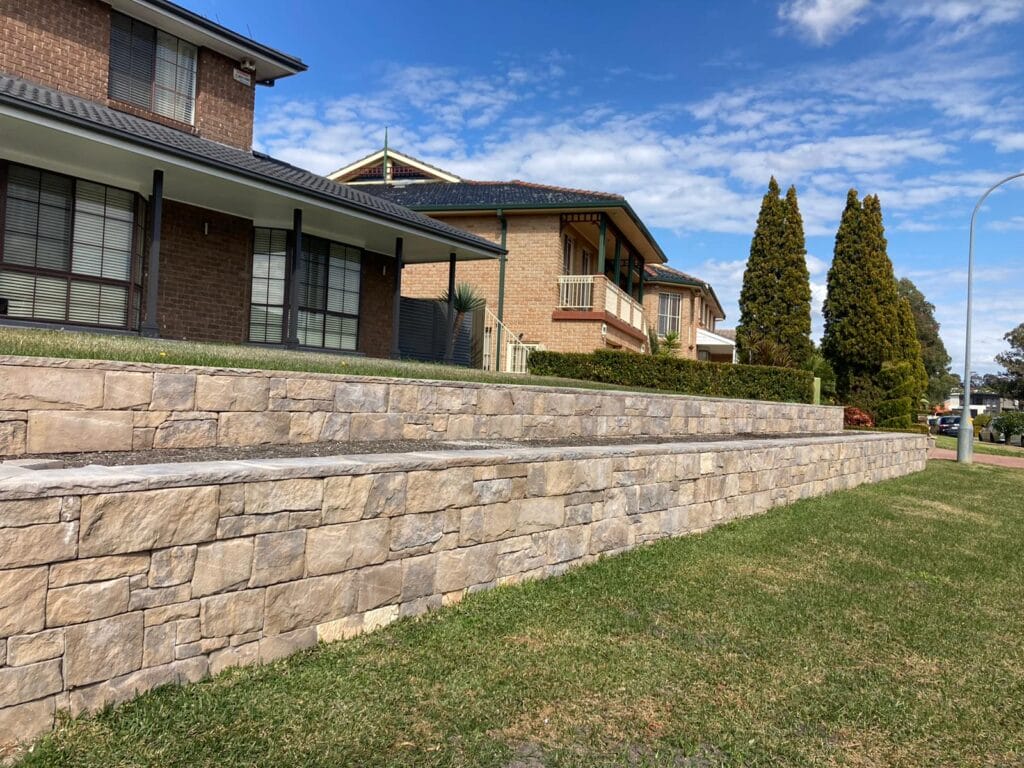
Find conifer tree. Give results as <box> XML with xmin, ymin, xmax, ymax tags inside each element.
<box><xmin>736</xmin><ymin>179</ymin><xmax>812</xmax><ymax>367</ymax></box>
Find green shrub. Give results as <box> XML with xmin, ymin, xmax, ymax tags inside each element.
<box><xmin>993</xmin><ymin>411</ymin><xmax>1024</xmax><ymax>443</ymax></box>
<box><xmin>527</xmin><ymin>349</ymin><xmax>814</xmax><ymax>403</ymax></box>
<box><xmin>974</xmin><ymin>412</ymin><xmax>992</xmax><ymax>437</ymax></box>
<box><xmin>876</xmin><ymin>362</ymin><xmax>916</xmax><ymax>428</ymax></box>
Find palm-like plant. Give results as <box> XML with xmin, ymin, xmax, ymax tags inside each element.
<box><xmin>439</xmin><ymin>283</ymin><xmax>486</xmax><ymax>364</ymax></box>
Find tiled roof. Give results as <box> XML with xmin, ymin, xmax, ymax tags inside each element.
<box><xmin>643</xmin><ymin>263</ymin><xmax>705</xmax><ymax>287</ymax></box>
<box><xmin>715</xmin><ymin>328</ymin><xmax>736</xmax><ymax>341</ymax></box>
<box><xmin>0</xmin><ymin>75</ymin><xmax>503</xmax><ymax>255</ymax></box>
<box><xmin>360</xmin><ymin>180</ymin><xmax>624</xmax><ymax>209</ymax></box>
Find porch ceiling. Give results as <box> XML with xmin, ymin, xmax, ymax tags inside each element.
<box><xmin>0</xmin><ymin>107</ymin><xmax>497</xmax><ymax>265</ymax></box>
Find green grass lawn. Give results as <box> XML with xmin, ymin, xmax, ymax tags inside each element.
<box><xmin>20</xmin><ymin>462</ymin><xmax>1024</xmax><ymax>767</ymax></box>
<box><xmin>934</xmin><ymin>434</ymin><xmax>1024</xmax><ymax>457</ymax></box>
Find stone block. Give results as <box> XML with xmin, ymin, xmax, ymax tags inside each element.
<box><xmin>196</xmin><ymin>376</ymin><xmax>269</xmax><ymax>412</ymax></box>
<box><xmin>250</xmin><ymin>530</ymin><xmax>305</xmax><ymax>587</ymax></box>
<box><xmin>128</xmin><ymin>584</ymin><xmax>191</xmax><ymax>611</ymax></box>
<box><xmin>217</xmin><ymin>513</ymin><xmax>289</xmax><ymax>538</ymax></box>
<box><xmin>142</xmin><ymin>622</ymin><xmax>175</xmax><ymax>667</ymax></box>
<box><xmin>259</xmin><ymin>627</ymin><xmax>317</xmax><ymax>662</ymax></box>
<box><xmin>526</xmin><ymin>459</ymin><xmax>611</xmax><ymax>497</ymax></box>
<box><xmin>473</xmin><ymin>478</ymin><xmax>513</xmax><ymax>505</ymax></box>
<box><xmin>263</xmin><ymin>573</ymin><xmax>356</xmax><ymax>635</ymax></box>
<box><xmin>0</xmin><ymin>659</ymin><xmax>62</xmax><ymax>708</ymax></box>
<box><xmin>460</xmin><ymin>503</ymin><xmax>518</xmax><ymax>546</ymax></box>
<box><xmin>306</xmin><ymin>519</ymin><xmax>388</xmax><ymax>576</ymax></box>
<box><xmin>0</xmin><ymin>523</ymin><xmax>77</xmax><ymax>569</ymax></box>
<box><xmin>517</xmin><ymin>497</ymin><xmax>565</xmax><ymax>534</ymax></box>
<box><xmin>357</xmin><ymin>562</ymin><xmax>402</xmax><ymax>612</ymax></box>
<box><xmin>218</xmin><ymin>412</ymin><xmax>290</xmax><ymax>446</ymax></box>
<box><xmin>287</xmin><ymin>378</ymin><xmax>335</xmax><ymax>401</ymax></box>
<box><xmin>363</xmin><ymin>473</ymin><xmax>407</xmax><ymax>518</ymax></box>
<box><xmin>0</xmin><ymin>497</ymin><xmax>60</xmax><ymax>528</ymax></box>
<box><xmin>322</xmin><ymin>475</ymin><xmax>374</xmax><ymax>523</ymax></box>
<box><xmin>0</xmin><ymin>418</ymin><xmax>27</xmax><ymax>456</ymax></box>
<box><xmin>176</xmin><ymin>617</ymin><xmax>201</xmax><ymax>645</ymax></box>
<box><xmin>436</xmin><ymin>544</ymin><xmax>497</xmax><ymax>593</ymax></box>
<box><xmin>335</xmin><ymin>383</ymin><xmax>388</xmax><ymax>413</ymax></box>
<box><xmin>2</xmin><ymin>568</ymin><xmax>53</xmax><ymax>639</ymax></box>
<box><xmin>320</xmin><ymin>413</ymin><xmax>351</xmax><ymax>441</ymax></box>
<box><xmin>153</xmin><ymin>418</ymin><xmax>218</xmax><ymax>449</ymax></box>
<box><xmin>64</xmin><ymin>613</ymin><xmax>144</xmax><ymax>688</ymax></box>
<box><xmin>363</xmin><ymin>604</ymin><xmax>399</xmax><ymax>633</ymax></box>
<box><xmin>191</xmin><ymin>538</ymin><xmax>254</xmax><ymax>598</ymax></box>
<box><xmin>200</xmin><ymin>589</ymin><xmax>265</xmax><ymax>638</ymax></box>
<box><xmin>590</xmin><ymin>518</ymin><xmax>629</xmax><ymax>553</ymax></box>
<box><xmin>49</xmin><ymin>554</ymin><xmax>148</xmax><ymax>588</ymax></box>
<box><xmin>149</xmin><ymin>546</ymin><xmax>198</xmax><ymax>588</ymax></box>
<box><xmin>68</xmin><ymin>657</ymin><xmax>207</xmax><ymax>717</ymax></box>
<box><xmin>144</xmin><ymin>600</ymin><xmax>199</xmax><ymax>627</ymax></box>
<box><xmin>27</xmin><ymin>410</ymin><xmax>133</xmax><ymax>453</ymax></box>
<box><xmin>0</xmin><ymin>367</ymin><xmax>103</xmax><ymax>410</ymax></box>
<box><xmin>405</xmin><ymin>468</ymin><xmax>475</xmax><ymax>513</ymax></box>
<box><xmin>389</xmin><ymin>512</ymin><xmax>443</xmax><ymax>553</ymax></box>
<box><xmin>6</xmin><ymin>628</ymin><xmax>64</xmax><ymax>666</ymax></box>
<box><xmin>316</xmin><ymin>615</ymin><xmax>363</xmax><ymax>643</ymax></box>
<box><xmin>151</xmin><ymin>373</ymin><xmax>195</xmax><ymax>410</ymax></box>
<box><xmin>348</xmin><ymin>413</ymin><xmax>404</xmax><ymax>441</ymax></box>
<box><xmin>245</xmin><ymin>479</ymin><xmax>323</xmax><ymax>514</ymax></box>
<box><xmin>80</xmin><ymin>486</ymin><xmax>219</xmax><ymax>557</ymax></box>
<box><xmin>0</xmin><ymin>695</ymin><xmax>54</xmax><ymax>746</ymax></box>
<box><xmin>103</xmin><ymin>371</ymin><xmax>153</xmax><ymax>410</ymax></box>
<box><xmin>209</xmin><ymin>641</ymin><xmax>259</xmax><ymax>675</ymax></box>
<box><xmin>288</xmin><ymin>412</ymin><xmax>327</xmax><ymax>443</ymax></box>
<box><xmin>46</xmin><ymin>577</ymin><xmax>129</xmax><ymax>627</ymax></box>
<box><xmin>401</xmin><ymin>555</ymin><xmax>436</xmax><ymax>601</ymax></box>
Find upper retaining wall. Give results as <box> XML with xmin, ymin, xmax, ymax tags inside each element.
<box><xmin>0</xmin><ymin>357</ymin><xmax>842</xmax><ymax>456</ymax></box>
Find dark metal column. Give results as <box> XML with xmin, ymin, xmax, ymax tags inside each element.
<box><xmin>597</xmin><ymin>213</ymin><xmax>607</xmax><ymax>274</ymax></box>
<box><xmin>612</xmin><ymin>240</ymin><xmax>622</xmax><ymax>290</ymax></box>
<box><xmin>287</xmin><ymin>208</ymin><xmax>303</xmax><ymax>348</ymax></box>
<box><xmin>626</xmin><ymin>249</ymin><xmax>635</xmax><ymax>296</ymax></box>
<box><xmin>140</xmin><ymin>169</ymin><xmax>164</xmax><ymax>338</ymax></box>
<box><xmin>445</xmin><ymin>252</ymin><xmax>456</xmax><ymax>364</ymax></box>
<box><xmin>390</xmin><ymin>237</ymin><xmax>403</xmax><ymax>359</ymax></box>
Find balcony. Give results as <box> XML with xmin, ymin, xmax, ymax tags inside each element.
<box><xmin>557</xmin><ymin>275</ymin><xmax>646</xmax><ymax>333</ymax></box>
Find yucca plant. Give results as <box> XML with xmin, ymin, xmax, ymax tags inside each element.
<box><xmin>439</xmin><ymin>283</ymin><xmax>486</xmax><ymax>364</ymax></box>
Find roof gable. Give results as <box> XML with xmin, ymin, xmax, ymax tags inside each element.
<box><xmin>328</xmin><ymin>149</ymin><xmax>461</xmax><ymax>184</ymax></box>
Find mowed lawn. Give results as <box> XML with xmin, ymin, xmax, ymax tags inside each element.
<box><xmin>935</xmin><ymin>434</ymin><xmax>1024</xmax><ymax>458</ymax></box>
<box><xmin>20</xmin><ymin>463</ymin><xmax>1024</xmax><ymax>768</ymax></box>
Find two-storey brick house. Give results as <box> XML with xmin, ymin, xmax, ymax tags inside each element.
<box><xmin>329</xmin><ymin>148</ymin><xmax>669</xmax><ymax>371</ymax></box>
<box><xmin>642</xmin><ymin>264</ymin><xmax>734</xmax><ymax>362</ymax></box>
<box><xmin>0</xmin><ymin>1</ymin><xmax>502</xmax><ymax>356</ymax></box>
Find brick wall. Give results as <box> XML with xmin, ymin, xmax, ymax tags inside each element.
<box><xmin>1</xmin><ymin>0</ymin><xmax>257</xmax><ymax>150</ymax></box>
<box><xmin>644</xmin><ymin>285</ymin><xmax>700</xmax><ymax>360</ymax></box>
<box><xmin>0</xmin><ymin>0</ymin><xmax>109</xmax><ymax>102</ymax></box>
<box><xmin>194</xmin><ymin>48</ymin><xmax>256</xmax><ymax>150</ymax></box>
<box><xmin>152</xmin><ymin>201</ymin><xmax>253</xmax><ymax>344</ymax></box>
<box><xmin>358</xmin><ymin>251</ymin><xmax>394</xmax><ymax>358</ymax></box>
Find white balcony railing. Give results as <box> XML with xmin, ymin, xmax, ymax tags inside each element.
<box><xmin>557</xmin><ymin>274</ymin><xmax>646</xmax><ymax>333</ymax></box>
<box><xmin>482</xmin><ymin>308</ymin><xmax>535</xmax><ymax>374</ymax></box>
<box><xmin>604</xmin><ymin>279</ymin><xmax>646</xmax><ymax>331</ymax></box>
<box><xmin>557</xmin><ymin>275</ymin><xmax>594</xmax><ymax>310</ymax></box>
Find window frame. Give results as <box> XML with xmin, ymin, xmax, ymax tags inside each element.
<box><xmin>562</xmin><ymin>235</ymin><xmax>574</xmax><ymax>275</ymax></box>
<box><xmin>657</xmin><ymin>291</ymin><xmax>681</xmax><ymax>337</ymax></box>
<box><xmin>0</xmin><ymin>160</ymin><xmax>143</xmax><ymax>331</ymax></box>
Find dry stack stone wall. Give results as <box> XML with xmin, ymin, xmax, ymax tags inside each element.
<box><xmin>0</xmin><ymin>433</ymin><xmax>927</xmax><ymax>745</ymax></box>
<box><xmin>0</xmin><ymin>357</ymin><xmax>842</xmax><ymax>457</ymax></box>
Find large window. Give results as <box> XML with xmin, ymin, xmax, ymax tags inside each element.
<box><xmin>0</xmin><ymin>163</ymin><xmax>142</xmax><ymax>329</ymax></box>
<box><xmin>110</xmin><ymin>12</ymin><xmax>197</xmax><ymax>125</ymax></box>
<box><xmin>249</xmin><ymin>228</ymin><xmax>362</xmax><ymax>351</ymax></box>
<box><xmin>658</xmin><ymin>292</ymin><xmax>681</xmax><ymax>337</ymax></box>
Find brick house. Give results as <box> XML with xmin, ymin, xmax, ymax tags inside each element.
<box><xmin>0</xmin><ymin>1</ymin><xmax>502</xmax><ymax>356</ymax></box>
<box><xmin>329</xmin><ymin>148</ymin><xmax>670</xmax><ymax>371</ymax></box>
<box><xmin>642</xmin><ymin>264</ymin><xmax>735</xmax><ymax>363</ymax></box>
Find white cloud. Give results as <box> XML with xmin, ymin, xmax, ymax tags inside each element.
<box><xmin>778</xmin><ymin>0</ymin><xmax>872</xmax><ymax>45</ymax></box>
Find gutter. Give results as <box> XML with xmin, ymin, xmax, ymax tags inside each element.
<box><xmin>0</xmin><ymin>95</ymin><xmax>504</xmax><ymax>257</ymax></box>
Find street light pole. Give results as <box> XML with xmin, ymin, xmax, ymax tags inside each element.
<box><xmin>957</xmin><ymin>170</ymin><xmax>1024</xmax><ymax>464</ymax></box>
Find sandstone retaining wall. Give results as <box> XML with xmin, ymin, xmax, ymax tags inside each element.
<box><xmin>0</xmin><ymin>357</ymin><xmax>841</xmax><ymax>457</ymax></box>
<box><xmin>0</xmin><ymin>432</ymin><xmax>927</xmax><ymax>745</ymax></box>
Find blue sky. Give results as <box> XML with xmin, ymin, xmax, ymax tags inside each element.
<box><xmin>192</xmin><ymin>0</ymin><xmax>1023</xmax><ymax>374</ymax></box>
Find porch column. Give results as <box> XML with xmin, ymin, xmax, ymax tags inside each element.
<box><xmin>612</xmin><ymin>240</ymin><xmax>622</xmax><ymax>290</ymax></box>
<box><xmin>390</xmin><ymin>237</ymin><xmax>403</xmax><ymax>359</ymax></box>
<box><xmin>287</xmin><ymin>208</ymin><xmax>303</xmax><ymax>348</ymax></box>
<box><xmin>445</xmin><ymin>252</ymin><xmax>456</xmax><ymax>364</ymax></box>
<box><xmin>597</xmin><ymin>213</ymin><xmax>607</xmax><ymax>275</ymax></box>
<box><xmin>140</xmin><ymin>169</ymin><xmax>163</xmax><ymax>338</ymax></box>
<box><xmin>637</xmin><ymin>256</ymin><xmax>645</xmax><ymax>301</ymax></box>
<box><xmin>626</xmin><ymin>249</ymin><xmax>635</xmax><ymax>295</ymax></box>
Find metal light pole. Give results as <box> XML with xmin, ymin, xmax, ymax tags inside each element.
<box><xmin>957</xmin><ymin>170</ymin><xmax>1024</xmax><ymax>463</ymax></box>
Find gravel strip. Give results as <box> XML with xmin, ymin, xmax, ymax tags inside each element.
<box><xmin>11</xmin><ymin>433</ymin><xmax>845</xmax><ymax>469</ymax></box>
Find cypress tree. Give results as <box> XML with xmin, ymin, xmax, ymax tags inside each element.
<box><xmin>736</xmin><ymin>179</ymin><xmax>812</xmax><ymax>367</ymax></box>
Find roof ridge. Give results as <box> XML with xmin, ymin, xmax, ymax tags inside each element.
<box><xmin>501</xmin><ymin>179</ymin><xmax>623</xmax><ymax>199</ymax></box>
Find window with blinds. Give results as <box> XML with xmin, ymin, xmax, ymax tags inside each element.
<box><xmin>248</xmin><ymin>229</ymin><xmax>362</xmax><ymax>351</ymax></box>
<box><xmin>110</xmin><ymin>12</ymin><xmax>197</xmax><ymax>125</ymax></box>
<box><xmin>0</xmin><ymin>163</ymin><xmax>141</xmax><ymax>329</ymax></box>
<box><xmin>658</xmin><ymin>292</ymin><xmax>681</xmax><ymax>337</ymax></box>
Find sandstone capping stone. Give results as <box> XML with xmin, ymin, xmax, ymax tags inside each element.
<box><xmin>27</xmin><ymin>410</ymin><xmax>133</xmax><ymax>454</ymax></box>
<box><xmin>64</xmin><ymin>613</ymin><xmax>143</xmax><ymax>688</ymax></box>
<box><xmin>46</xmin><ymin>578</ymin><xmax>129</xmax><ymax>627</ymax></box>
<box><xmin>0</xmin><ymin>658</ymin><xmax>63</xmax><ymax>708</ymax></box>
<box><xmin>0</xmin><ymin>523</ymin><xmax>77</xmax><ymax>569</ymax></box>
<box><xmin>80</xmin><ymin>486</ymin><xmax>219</xmax><ymax>557</ymax></box>
<box><xmin>191</xmin><ymin>538</ymin><xmax>254</xmax><ymax>597</ymax></box>
<box><xmin>0</xmin><ymin>567</ymin><xmax>47</xmax><ymax>638</ymax></box>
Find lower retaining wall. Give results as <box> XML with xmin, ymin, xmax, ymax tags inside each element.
<box><xmin>0</xmin><ymin>432</ymin><xmax>927</xmax><ymax>746</ymax></box>
<box><xmin>0</xmin><ymin>356</ymin><xmax>841</xmax><ymax>456</ymax></box>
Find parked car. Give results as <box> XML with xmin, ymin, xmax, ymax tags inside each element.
<box><xmin>979</xmin><ymin>423</ymin><xmax>1006</xmax><ymax>443</ymax></box>
<box><xmin>936</xmin><ymin>416</ymin><xmax>960</xmax><ymax>436</ymax></box>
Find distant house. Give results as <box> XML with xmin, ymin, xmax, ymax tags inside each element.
<box><xmin>642</xmin><ymin>264</ymin><xmax>733</xmax><ymax>362</ymax></box>
<box><xmin>330</xmin><ymin>148</ymin><xmax>708</xmax><ymax>371</ymax></box>
<box><xmin>944</xmin><ymin>390</ymin><xmax>1018</xmax><ymax>417</ymax></box>
<box><xmin>0</xmin><ymin>4</ymin><xmax>501</xmax><ymax>356</ymax></box>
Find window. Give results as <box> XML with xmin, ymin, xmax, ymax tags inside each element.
<box><xmin>658</xmin><ymin>292</ymin><xmax>681</xmax><ymax>337</ymax></box>
<box><xmin>110</xmin><ymin>12</ymin><xmax>197</xmax><ymax>124</ymax></box>
<box><xmin>249</xmin><ymin>228</ymin><xmax>362</xmax><ymax>351</ymax></box>
<box><xmin>581</xmin><ymin>249</ymin><xmax>593</xmax><ymax>275</ymax></box>
<box><xmin>562</xmin><ymin>235</ymin><xmax>574</xmax><ymax>275</ymax></box>
<box><xmin>0</xmin><ymin>163</ymin><xmax>142</xmax><ymax>328</ymax></box>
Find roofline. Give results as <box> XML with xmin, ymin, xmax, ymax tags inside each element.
<box><xmin>0</xmin><ymin>96</ymin><xmax>504</xmax><ymax>257</ymax></box>
<box><xmin>645</xmin><ymin>271</ymin><xmax>726</xmax><ymax>319</ymax></box>
<box><xmin>120</xmin><ymin>0</ymin><xmax>306</xmax><ymax>78</ymax></box>
<box><xmin>397</xmin><ymin>199</ymin><xmax>667</xmax><ymax>263</ymax></box>
<box><xmin>327</xmin><ymin>149</ymin><xmax>462</xmax><ymax>183</ymax></box>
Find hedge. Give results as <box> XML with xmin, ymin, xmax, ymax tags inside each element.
<box><xmin>527</xmin><ymin>349</ymin><xmax>815</xmax><ymax>404</ymax></box>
